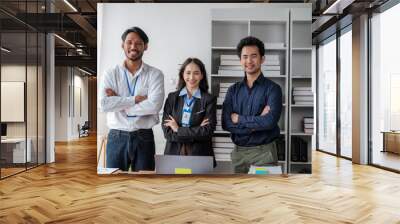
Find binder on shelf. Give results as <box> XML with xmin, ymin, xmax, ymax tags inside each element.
<box><xmin>291</xmin><ymin>137</ymin><xmax>308</xmax><ymax>162</ymax></box>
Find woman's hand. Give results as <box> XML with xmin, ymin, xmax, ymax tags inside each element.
<box><xmin>200</xmin><ymin>118</ymin><xmax>209</xmax><ymax>127</ymax></box>
<box><xmin>164</xmin><ymin>115</ymin><xmax>179</xmax><ymax>132</ymax></box>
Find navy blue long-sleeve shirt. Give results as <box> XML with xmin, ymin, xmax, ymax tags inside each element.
<box><xmin>222</xmin><ymin>74</ymin><xmax>282</xmax><ymax>147</ymax></box>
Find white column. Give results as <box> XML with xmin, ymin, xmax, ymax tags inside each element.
<box><xmin>352</xmin><ymin>14</ymin><xmax>369</xmax><ymax>164</ymax></box>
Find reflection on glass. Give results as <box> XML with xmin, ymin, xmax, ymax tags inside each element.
<box><xmin>371</xmin><ymin>4</ymin><xmax>400</xmax><ymax>171</ymax></box>
<box><xmin>340</xmin><ymin>29</ymin><xmax>352</xmax><ymax>158</ymax></box>
<box><xmin>318</xmin><ymin>37</ymin><xmax>337</xmax><ymax>154</ymax></box>
<box><xmin>1</xmin><ymin>31</ymin><xmax>27</xmax><ymax>177</ymax></box>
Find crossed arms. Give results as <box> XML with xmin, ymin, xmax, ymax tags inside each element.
<box><xmin>98</xmin><ymin>69</ymin><xmax>164</xmax><ymax>116</ymax></box>
<box><xmin>221</xmin><ymin>85</ymin><xmax>282</xmax><ymax>134</ymax></box>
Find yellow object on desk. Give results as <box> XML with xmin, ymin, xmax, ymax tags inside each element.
<box><xmin>175</xmin><ymin>168</ymin><xmax>192</xmax><ymax>174</ymax></box>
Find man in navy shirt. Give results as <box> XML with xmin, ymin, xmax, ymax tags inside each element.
<box><xmin>222</xmin><ymin>36</ymin><xmax>282</xmax><ymax>173</ymax></box>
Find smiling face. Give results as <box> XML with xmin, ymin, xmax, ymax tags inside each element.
<box><xmin>122</xmin><ymin>32</ymin><xmax>147</xmax><ymax>62</ymax></box>
<box><xmin>240</xmin><ymin>45</ymin><xmax>265</xmax><ymax>76</ymax></box>
<box><xmin>183</xmin><ymin>62</ymin><xmax>203</xmax><ymax>90</ymax></box>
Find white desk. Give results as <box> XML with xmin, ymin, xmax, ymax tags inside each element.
<box><xmin>1</xmin><ymin>138</ymin><xmax>32</xmax><ymax>163</ymax></box>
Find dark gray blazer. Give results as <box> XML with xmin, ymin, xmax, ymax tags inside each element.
<box><xmin>161</xmin><ymin>90</ymin><xmax>216</xmax><ymax>165</ymax></box>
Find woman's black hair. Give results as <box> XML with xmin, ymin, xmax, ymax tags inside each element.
<box><xmin>177</xmin><ymin>58</ymin><xmax>209</xmax><ymax>92</ymax></box>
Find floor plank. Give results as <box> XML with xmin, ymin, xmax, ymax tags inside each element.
<box><xmin>0</xmin><ymin>135</ymin><xmax>400</xmax><ymax>223</ymax></box>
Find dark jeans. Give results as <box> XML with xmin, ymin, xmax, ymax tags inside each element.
<box><xmin>106</xmin><ymin>129</ymin><xmax>155</xmax><ymax>171</ymax></box>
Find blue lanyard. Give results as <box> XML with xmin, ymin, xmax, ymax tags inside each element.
<box><xmin>185</xmin><ymin>96</ymin><xmax>195</xmax><ymax>107</ymax></box>
<box><xmin>123</xmin><ymin>69</ymin><xmax>138</xmax><ymax>96</ymax></box>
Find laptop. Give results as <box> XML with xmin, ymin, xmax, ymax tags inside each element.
<box><xmin>155</xmin><ymin>155</ymin><xmax>214</xmax><ymax>174</ymax></box>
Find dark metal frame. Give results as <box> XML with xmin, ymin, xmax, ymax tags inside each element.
<box><xmin>0</xmin><ymin>0</ymin><xmax>48</xmax><ymax>179</ymax></box>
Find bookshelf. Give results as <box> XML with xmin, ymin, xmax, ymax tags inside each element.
<box><xmin>210</xmin><ymin>7</ymin><xmax>312</xmax><ymax>174</ymax></box>
<box><xmin>288</xmin><ymin>10</ymin><xmax>313</xmax><ymax>173</ymax></box>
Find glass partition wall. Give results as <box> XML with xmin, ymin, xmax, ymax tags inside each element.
<box><xmin>316</xmin><ymin>25</ymin><xmax>353</xmax><ymax>159</ymax></box>
<box><xmin>370</xmin><ymin>3</ymin><xmax>400</xmax><ymax>171</ymax></box>
<box><xmin>0</xmin><ymin>1</ymin><xmax>46</xmax><ymax>179</ymax></box>
<box><xmin>317</xmin><ymin>35</ymin><xmax>337</xmax><ymax>155</ymax></box>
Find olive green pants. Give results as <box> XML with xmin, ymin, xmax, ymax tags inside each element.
<box><xmin>231</xmin><ymin>141</ymin><xmax>278</xmax><ymax>174</ymax></box>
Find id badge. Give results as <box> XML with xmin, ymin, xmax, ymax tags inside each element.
<box><xmin>182</xmin><ymin>107</ymin><xmax>192</xmax><ymax>127</ymax></box>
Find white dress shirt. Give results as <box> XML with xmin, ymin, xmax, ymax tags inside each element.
<box><xmin>98</xmin><ymin>62</ymin><xmax>165</xmax><ymax>132</ymax></box>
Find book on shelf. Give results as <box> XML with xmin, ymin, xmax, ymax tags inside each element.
<box><xmin>303</xmin><ymin>117</ymin><xmax>314</xmax><ymax>124</ymax></box>
<box><xmin>293</xmin><ymin>96</ymin><xmax>314</xmax><ymax>101</ymax></box>
<box><xmin>293</xmin><ymin>74</ymin><xmax>312</xmax><ymax>78</ymax></box>
<box><xmin>220</xmin><ymin>60</ymin><xmax>241</xmax><ymax>66</ymax></box>
<box><xmin>214</xmin><ymin>153</ymin><xmax>231</xmax><ymax>161</ymax></box>
<box><xmin>304</xmin><ymin>123</ymin><xmax>314</xmax><ymax>129</ymax></box>
<box><xmin>219</xmin><ymin>65</ymin><xmax>243</xmax><ymax>71</ymax></box>
<box><xmin>293</xmin><ymin>101</ymin><xmax>314</xmax><ymax>105</ymax></box>
<box><xmin>304</xmin><ymin>129</ymin><xmax>314</xmax><ymax>134</ymax></box>
<box><xmin>219</xmin><ymin>83</ymin><xmax>234</xmax><ymax>88</ymax></box>
<box><xmin>263</xmin><ymin>70</ymin><xmax>281</xmax><ymax>76</ymax></box>
<box><xmin>220</xmin><ymin>55</ymin><xmax>238</xmax><ymax>60</ymax></box>
<box><xmin>221</xmin><ymin>59</ymin><xmax>280</xmax><ymax>66</ymax></box>
<box><xmin>265</xmin><ymin>55</ymin><xmax>280</xmax><ymax>61</ymax></box>
<box><xmin>217</xmin><ymin>97</ymin><xmax>224</xmax><ymax>105</ymax></box>
<box><xmin>262</xmin><ymin>65</ymin><xmax>280</xmax><ymax>71</ymax></box>
<box><xmin>293</xmin><ymin>91</ymin><xmax>313</xmax><ymax>96</ymax></box>
<box><xmin>219</xmin><ymin>87</ymin><xmax>229</xmax><ymax>93</ymax></box>
<box><xmin>212</xmin><ymin>142</ymin><xmax>235</xmax><ymax>148</ymax></box>
<box><xmin>212</xmin><ymin>137</ymin><xmax>232</xmax><ymax>143</ymax></box>
<box><xmin>264</xmin><ymin>60</ymin><xmax>280</xmax><ymax>66</ymax></box>
<box><xmin>217</xmin><ymin>70</ymin><xmax>244</xmax><ymax>76</ymax></box>
<box><xmin>293</xmin><ymin>87</ymin><xmax>312</xmax><ymax>91</ymax></box>
<box><xmin>219</xmin><ymin>92</ymin><xmax>227</xmax><ymax>98</ymax></box>
<box><xmin>264</xmin><ymin>42</ymin><xmax>285</xmax><ymax>49</ymax></box>
<box><xmin>248</xmin><ymin>165</ymin><xmax>282</xmax><ymax>175</ymax></box>
<box><xmin>214</xmin><ymin>148</ymin><xmax>234</xmax><ymax>154</ymax></box>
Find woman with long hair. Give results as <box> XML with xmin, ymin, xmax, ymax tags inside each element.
<box><xmin>162</xmin><ymin>58</ymin><xmax>216</xmax><ymax>166</ymax></box>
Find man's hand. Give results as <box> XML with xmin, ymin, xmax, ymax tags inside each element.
<box><xmin>105</xmin><ymin>88</ymin><xmax>117</xmax><ymax>96</ymax></box>
<box><xmin>200</xmin><ymin>118</ymin><xmax>209</xmax><ymax>127</ymax></box>
<box><xmin>261</xmin><ymin>105</ymin><xmax>270</xmax><ymax>116</ymax></box>
<box><xmin>135</xmin><ymin>95</ymin><xmax>147</xmax><ymax>104</ymax></box>
<box><xmin>231</xmin><ymin>113</ymin><xmax>239</xmax><ymax>124</ymax></box>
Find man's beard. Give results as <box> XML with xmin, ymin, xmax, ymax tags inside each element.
<box><xmin>126</xmin><ymin>51</ymin><xmax>143</xmax><ymax>62</ymax></box>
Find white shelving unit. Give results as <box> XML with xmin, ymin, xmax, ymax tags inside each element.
<box><xmin>288</xmin><ymin>9</ymin><xmax>313</xmax><ymax>173</ymax></box>
<box><xmin>210</xmin><ymin>7</ymin><xmax>312</xmax><ymax>174</ymax></box>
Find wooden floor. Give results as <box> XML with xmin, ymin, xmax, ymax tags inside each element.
<box><xmin>1</xmin><ymin>135</ymin><xmax>400</xmax><ymax>223</ymax></box>
<box><xmin>373</xmin><ymin>150</ymin><xmax>400</xmax><ymax>171</ymax></box>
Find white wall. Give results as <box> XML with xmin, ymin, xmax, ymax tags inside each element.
<box><xmin>54</xmin><ymin>67</ymin><xmax>89</xmax><ymax>141</ymax></box>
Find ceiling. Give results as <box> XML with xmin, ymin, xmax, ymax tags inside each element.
<box><xmin>0</xmin><ymin>0</ymin><xmax>391</xmax><ymax>75</ymax></box>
